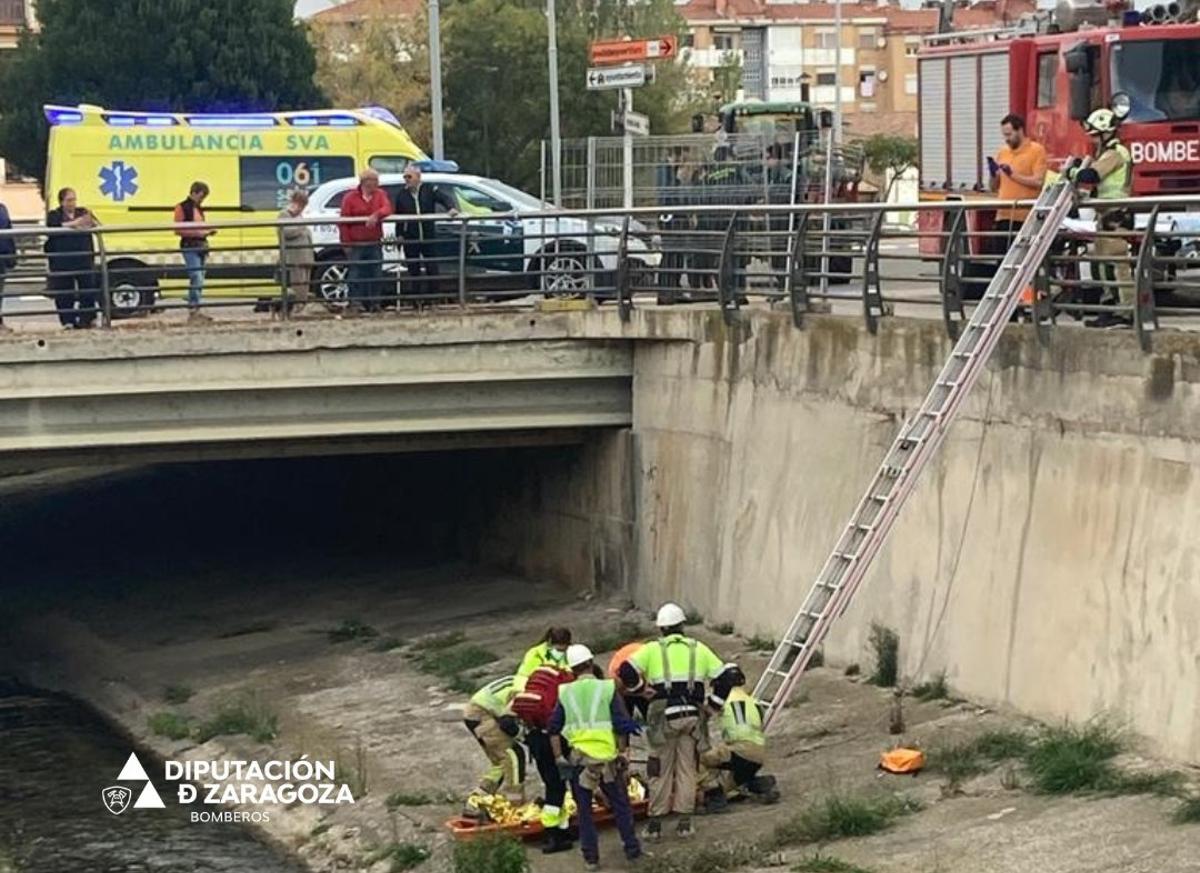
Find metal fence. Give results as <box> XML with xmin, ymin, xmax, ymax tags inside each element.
<box><xmin>0</xmin><ymin>194</ymin><xmax>1197</xmax><ymax>352</ymax></box>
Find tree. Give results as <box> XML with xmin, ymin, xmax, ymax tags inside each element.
<box><xmin>0</xmin><ymin>0</ymin><xmax>324</xmax><ymax>181</ymax></box>
<box><xmin>311</xmin><ymin>9</ymin><xmax>433</xmax><ymax>150</ymax></box>
<box><xmin>710</xmin><ymin>51</ymin><xmax>743</xmax><ymax>107</ymax></box>
<box><xmin>442</xmin><ymin>0</ymin><xmax>703</xmax><ymax>191</ymax></box>
<box><xmin>862</xmin><ymin>133</ymin><xmax>918</xmax><ymax>201</ymax></box>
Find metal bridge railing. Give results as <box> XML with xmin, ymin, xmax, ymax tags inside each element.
<box><xmin>0</xmin><ymin>196</ymin><xmax>1197</xmax><ymax>352</ymax></box>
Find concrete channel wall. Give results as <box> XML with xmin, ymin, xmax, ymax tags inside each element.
<box><xmin>627</xmin><ymin>311</ymin><xmax>1200</xmax><ymax>762</ymax></box>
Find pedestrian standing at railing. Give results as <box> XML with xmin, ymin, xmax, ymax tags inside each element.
<box><xmin>277</xmin><ymin>189</ymin><xmax>314</xmax><ymax>315</ymax></box>
<box><xmin>174</xmin><ymin>181</ymin><xmax>216</xmax><ymax>324</ymax></box>
<box><xmin>0</xmin><ymin>200</ymin><xmax>15</xmax><ymax>332</ymax></box>
<box><xmin>45</xmin><ymin>188</ymin><xmax>101</xmax><ymax>330</ymax></box>
<box><xmin>338</xmin><ymin>168</ymin><xmax>392</xmax><ymax>315</ymax></box>
<box><xmin>394</xmin><ymin>164</ymin><xmax>457</xmax><ymax>300</ymax></box>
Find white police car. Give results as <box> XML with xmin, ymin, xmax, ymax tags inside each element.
<box><xmin>304</xmin><ymin>172</ymin><xmax>660</xmax><ymax>302</ymax></box>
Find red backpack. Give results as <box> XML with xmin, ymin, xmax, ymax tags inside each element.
<box><xmin>511</xmin><ymin>666</ymin><xmax>574</xmax><ymax>729</ymax></box>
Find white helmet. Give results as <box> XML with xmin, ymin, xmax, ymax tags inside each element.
<box><xmin>566</xmin><ymin>644</ymin><xmax>594</xmax><ymax>668</ymax></box>
<box><xmin>1084</xmin><ymin>108</ymin><xmax>1118</xmax><ymax>136</ymax></box>
<box><xmin>655</xmin><ymin>602</ymin><xmax>688</xmax><ymax>628</ymax></box>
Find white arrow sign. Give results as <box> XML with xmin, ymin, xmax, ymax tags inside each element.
<box><xmin>620</xmin><ymin>110</ymin><xmax>650</xmax><ymax>136</ymax></box>
<box><xmin>586</xmin><ymin>65</ymin><xmax>647</xmax><ymax>91</ymax></box>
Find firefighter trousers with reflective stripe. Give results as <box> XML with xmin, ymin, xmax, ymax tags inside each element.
<box><xmin>699</xmin><ymin>740</ymin><xmax>764</xmax><ymax>794</ymax></box>
<box><xmin>646</xmin><ymin>711</ymin><xmax>700</xmax><ymax>817</ymax></box>
<box><xmin>525</xmin><ymin>729</ymin><xmax>568</xmax><ymax>829</ymax></box>
<box><xmin>463</xmin><ymin>703</ymin><xmax>525</xmax><ymax>801</ymax></box>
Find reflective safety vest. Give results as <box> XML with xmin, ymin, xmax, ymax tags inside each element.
<box><xmin>630</xmin><ymin>634</ymin><xmax>723</xmax><ymax>691</ymax></box>
<box><xmin>720</xmin><ymin>688</ymin><xmax>766</xmax><ymax>747</ymax></box>
<box><xmin>470</xmin><ymin>676</ymin><xmax>517</xmax><ymax>717</ymax></box>
<box><xmin>516</xmin><ymin>643</ymin><xmax>569</xmax><ymax>690</ymax></box>
<box><xmin>558</xmin><ymin>676</ymin><xmax>618</xmax><ymax>762</ymax></box>
<box><xmin>1096</xmin><ymin>142</ymin><xmax>1132</xmax><ymax>201</ymax></box>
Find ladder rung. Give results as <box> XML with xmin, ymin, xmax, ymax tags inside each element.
<box><xmin>833</xmin><ymin>549</ymin><xmax>859</xmax><ymax>559</ymax></box>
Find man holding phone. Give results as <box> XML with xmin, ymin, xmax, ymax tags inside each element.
<box><xmin>988</xmin><ymin>114</ymin><xmax>1048</xmax><ymax>242</ymax></box>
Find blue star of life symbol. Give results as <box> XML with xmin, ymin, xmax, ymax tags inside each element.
<box><xmin>99</xmin><ymin>160</ymin><xmax>138</xmax><ymax>202</ymax></box>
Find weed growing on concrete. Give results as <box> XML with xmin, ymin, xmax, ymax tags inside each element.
<box><xmin>746</xmin><ymin>634</ymin><xmax>777</xmax><ymax>651</ymax></box>
<box><xmin>327</xmin><ymin>619</ymin><xmax>378</xmax><ymax>644</ymax></box>
<box><xmin>1023</xmin><ymin>721</ymin><xmax>1123</xmax><ymax>794</ymax></box>
<box><xmin>685</xmin><ymin>608</ymin><xmax>705</xmax><ymax>625</ymax></box>
<box><xmin>365</xmin><ymin>842</ymin><xmax>430</xmax><ymax>872</ymax></box>
<box><xmin>336</xmin><ymin>736</ymin><xmax>370</xmax><ymax>799</ymax></box>
<box><xmin>386</xmin><ymin>791</ymin><xmax>435</xmax><ymax>809</ymax></box>
<box><xmin>808</xmin><ymin>649</ymin><xmax>826</xmax><ymax>668</ymax></box>
<box><xmin>1173</xmin><ymin>796</ymin><xmax>1200</xmax><ymax>824</ymax></box>
<box><xmin>972</xmin><ymin>729</ymin><xmax>1035</xmax><ymax>761</ymax></box>
<box><xmin>844</xmin><ymin>664</ymin><xmax>861</xmax><ymax>677</ymax></box>
<box><xmin>793</xmin><ymin>855</ymin><xmax>876</xmax><ymax>873</ymax></box>
<box><xmin>710</xmin><ymin>622</ymin><xmax>736</xmax><ymax>635</ymax></box>
<box><xmin>147</xmin><ymin>711</ymin><xmax>191</xmax><ymax>741</ymax></box>
<box><xmin>770</xmin><ymin>793</ymin><xmax>920</xmax><ymax>846</ymax></box>
<box><xmin>418</xmin><ymin>645</ymin><xmax>498</xmax><ymax>678</ymax></box>
<box><xmin>163</xmin><ymin>684</ymin><xmax>193</xmax><ymax>705</ymax></box>
<box><xmin>194</xmin><ymin>692</ymin><xmax>279</xmax><ymax>743</ymax></box>
<box><xmin>927</xmin><ymin>739</ymin><xmax>990</xmax><ymax>787</ymax></box>
<box><xmin>452</xmin><ymin>834</ymin><xmax>529</xmax><ymax>873</ymax></box>
<box><xmin>372</xmin><ymin>636</ymin><xmax>405</xmax><ymax>653</ymax></box>
<box><xmin>446</xmin><ymin>674</ymin><xmax>478</xmax><ymax>695</ymax></box>
<box><xmin>912</xmin><ymin>672</ymin><xmax>949</xmax><ymax>701</ymax></box>
<box><xmin>216</xmin><ymin>620</ymin><xmax>276</xmax><ymax>639</ymax></box>
<box><xmin>585</xmin><ymin>620</ymin><xmax>649</xmax><ymax>654</ymax></box>
<box><xmin>414</xmin><ymin>630</ymin><xmax>467</xmax><ymax>651</ymax></box>
<box><xmin>1107</xmin><ymin>769</ymin><xmax>1185</xmax><ymax>797</ymax></box>
<box><xmin>310</xmin><ymin>821</ymin><xmax>331</xmax><ymax>838</ymax></box>
<box><xmin>639</xmin><ymin>841</ymin><xmax>766</xmax><ymax>873</ymax></box>
<box><xmin>867</xmin><ymin>623</ymin><xmax>899</xmax><ymax>687</ymax></box>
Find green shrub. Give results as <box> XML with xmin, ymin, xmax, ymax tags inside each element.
<box><xmin>710</xmin><ymin>622</ymin><xmax>736</xmax><ymax>635</ymax></box>
<box><xmin>414</xmin><ymin>630</ymin><xmax>466</xmax><ymax>651</ymax></box>
<box><xmin>1173</xmin><ymin>796</ymin><xmax>1200</xmax><ymax>824</ymax></box>
<box><xmin>911</xmin><ymin>671</ymin><xmax>948</xmax><ymax>701</ymax></box>
<box><xmin>418</xmin><ymin>645</ymin><xmax>498</xmax><ymax>678</ymax></box>
<box><xmin>746</xmin><ymin>635</ymin><xmax>777</xmax><ymax>651</ymax></box>
<box><xmin>452</xmin><ymin>835</ymin><xmax>529</xmax><ymax>873</ymax></box>
<box><xmin>868</xmin><ymin>624</ymin><xmax>899</xmax><ymax>687</ymax></box>
<box><xmin>327</xmin><ymin>619</ymin><xmax>378</xmax><ymax>644</ymax></box>
<box><xmin>684</xmin><ymin>608</ymin><xmax>705</xmax><ymax>625</ymax></box>
<box><xmin>194</xmin><ymin>693</ymin><xmax>279</xmax><ymax>743</ymax></box>
<box><xmin>217</xmin><ymin>620</ymin><xmax>276</xmax><ymax>639</ymax></box>
<box><xmin>386</xmin><ymin>791</ymin><xmax>434</xmax><ymax>809</ymax></box>
<box><xmin>844</xmin><ymin>663</ymin><xmax>861</xmax><ymax>677</ymax></box>
<box><xmin>1023</xmin><ymin>722</ymin><xmax>1123</xmax><ymax>794</ymax></box>
<box><xmin>163</xmin><ymin>684</ymin><xmax>193</xmax><ymax>705</ymax></box>
<box><xmin>973</xmin><ymin>729</ymin><xmax>1035</xmax><ymax>761</ymax></box>
<box><xmin>366</xmin><ymin>842</ymin><xmax>430</xmax><ymax>872</ymax></box>
<box><xmin>446</xmin><ymin>674</ymin><xmax>478</xmax><ymax>695</ymax></box>
<box><xmin>310</xmin><ymin>821</ymin><xmax>331</xmax><ymax>837</ymax></box>
<box><xmin>372</xmin><ymin>636</ymin><xmax>406</xmax><ymax>653</ymax></box>
<box><xmin>148</xmin><ymin>711</ymin><xmax>191</xmax><ymax>740</ymax></box>
<box><xmin>771</xmin><ymin>794</ymin><xmax>919</xmax><ymax>846</ymax></box>
<box><xmin>639</xmin><ymin>842</ymin><xmax>766</xmax><ymax>873</ymax></box>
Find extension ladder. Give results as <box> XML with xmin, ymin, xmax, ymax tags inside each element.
<box><xmin>754</xmin><ymin>177</ymin><xmax>1079</xmax><ymax>728</ymax></box>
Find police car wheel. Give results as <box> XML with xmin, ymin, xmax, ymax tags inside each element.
<box><xmin>108</xmin><ymin>260</ymin><xmax>158</xmax><ymax>318</ymax></box>
<box><xmin>536</xmin><ymin>247</ymin><xmax>592</xmax><ymax>296</ymax></box>
<box><xmin>314</xmin><ymin>257</ymin><xmax>350</xmax><ymax>308</ymax></box>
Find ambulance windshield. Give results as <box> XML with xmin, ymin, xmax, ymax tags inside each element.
<box><xmin>1110</xmin><ymin>39</ymin><xmax>1200</xmax><ymax>122</ymax></box>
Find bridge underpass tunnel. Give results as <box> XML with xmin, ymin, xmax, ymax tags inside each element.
<box><xmin>0</xmin><ymin>435</ymin><xmax>634</xmax><ymax>673</ymax></box>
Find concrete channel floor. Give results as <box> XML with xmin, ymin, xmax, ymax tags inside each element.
<box><xmin>2</xmin><ymin>483</ymin><xmax>1195</xmax><ymax>873</ymax></box>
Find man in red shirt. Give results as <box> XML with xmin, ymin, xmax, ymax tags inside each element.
<box><xmin>338</xmin><ymin>168</ymin><xmax>392</xmax><ymax>313</ymax></box>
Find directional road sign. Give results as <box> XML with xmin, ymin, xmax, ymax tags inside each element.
<box><xmin>612</xmin><ymin>110</ymin><xmax>650</xmax><ymax>136</ymax></box>
<box><xmin>589</xmin><ymin>36</ymin><xmax>677</xmax><ymax>66</ymax></box>
<box><xmin>586</xmin><ymin>65</ymin><xmax>647</xmax><ymax>91</ymax></box>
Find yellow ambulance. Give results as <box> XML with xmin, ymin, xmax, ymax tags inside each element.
<box><xmin>43</xmin><ymin>104</ymin><xmax>427</xmax><ymax>312</ymax></box>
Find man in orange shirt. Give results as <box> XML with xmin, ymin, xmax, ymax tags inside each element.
<box><xmin>988</xmin><ymin>114</ymin><xmax>1048</xmax><ymax>242</ymax></box>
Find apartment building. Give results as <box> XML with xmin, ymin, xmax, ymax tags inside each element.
<box><xmin>679</xmin><ymin>0</ymin><xmax>1034</xmax><ymax>137</ymax></box>
<box><xmin>0</xmin><ymin>0</ymin><xmax>32</xmax><ymax>49</ymax></box>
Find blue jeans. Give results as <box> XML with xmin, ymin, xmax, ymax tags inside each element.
<box><xmin>570</xmin><ymin>774</ymin><xmax>640</xmax><ymax>864</ymax></box>
<box><xmin>182</xmin><ymin>248</ymin><xmax>206</xmax><ymax>308</ymax></box>
<box><xmin>346</xmin><ymin>243</ymin><xmax>382</xmax><ymax>306</ymax></box>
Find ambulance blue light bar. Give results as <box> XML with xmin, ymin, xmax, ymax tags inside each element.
<box><xmin>287</xmin><ymin>114</ymin><xmax>362</xmax><ymax>127</ymax></box>
<box><xmin>44</xmin><ymin>107</ymin><xmax>84</xmax><ymax>126</ymax></box>
<box><xmin>102</xmin><ymin>113</ymin><xmax>180</xmax><ymax>127</ymax></box>
<box><xmin>187</xmin><ymin>115</ymin><xmax>278</xmax><ymax>128</ymax></box>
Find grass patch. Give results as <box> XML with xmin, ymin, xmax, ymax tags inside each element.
<box><xmin>710</xmin><ymin>622</ymin><xmax>736</xmax><ymax>635</ymax></box>
<box><xmin>327</xmin><ymin>619</ymin><xmax>378</xmax><ymax>644</ymax></box>
<box><xmin>386</xmin><ymin>791</ymin><xmax>435</xmax><ymax>809</ymax></box>
<box><xmin>868</xmin><ymin>623</ymin><xmax>899</xmax><ymax>688</ymax></box>
<box><xmin>413</xmin><ymin>630</ymin><xmax>466</xmax><ymax>651</ymax></box>
<box><xmin>770</xmin><ymin>793</ymin><xmax>919</xmax><ymax>847</ymax></box>
<box><xmin>640</xmin><ymin>842</ymin><xmax>765</xmax><ymax>873</ymax></box>
<box><xmin>808</xmin><ymin>649</ymin><xmax>825</xmax><ymax>669</ymax></box>
<box><xmin>1173</xmin><ymin>796</ymin><xmax>1200</xmax><ymax>824</ymax></box>
<box><xmin>844</xmin><ymin>663</ymin><xmax>861</xmax><ymax>677</ymax></box>
<box><xmin>911</xmin><ymin>672</ymin><xmax>948</xmax><ymax>701</ymax></box>
<box><xmin>372</xmin><ymin>636</ymin><xmax>406</xmax><ymax>653</ymax></box>
<box><xmin>418</xmin><ymin>645</ymin><xmax>498</xmax><ymax>678</ymax></box>
<box><xmin>163</xmin><ymin>684</ymin><xmax>193</xmax><ymax>705</ymax></box>
<box><xmin>148</xmin><ymin>711</ymin><xmax>192</xmax><ymax>741</ymax></box>
<box><xmin>585</xmin><ymin>619</ymin><xmax>649</xmax><ymax>654</ymax></box>
<box><xmin>793</xmin><ymin>856</ymin><xmax>876</xmax><ymax>873</ymax></box>
<box><xmin>366</xmin><ymin>842</ymin><xmax>430</xmax><ymax>872</ymax></box>
<box><xmin>452</xmin><ymin>834</ymin><xmax>529</xmax><ymax>873</ymax></box>
<box><xmin>926</xmin><ymin>729</ymin><xmax>1034</xmax><ymax>789</ymax></box>
<box><xmin>1023</xmin><ymin>721</ymin><xmax>1123</xmax><ymax>794</ymax></box>
<box><xmin>310</xmin><ymin>821</ymin><xmax>332</xmax><ymax>837</ymax></box>
<box><xmin>684</xmin><ymin>608</ymin><xmax>705</xmax><ymax>625</ymax></box>
<box><xmin>1107</xmin><ymin>769</ymin><xmax>1185</xmax><ymax>797</ymax></box>
<box><xmin>217</xmin><ymin>620</ymin><xmax>276</xmax><ymax>639</ymax></box>
<box><xmin>746</xmin><ymin>634</ymin><xmax>777</xmax><ymax>652</ymax></box>
<box><xmin>972</xmin><ymin>729</ymin><xmax>1035</xmax><ymax>761</ymax></box>
<box><xmin>194</xmin><ymin>692</ymin><xmax>279</xmax><ymax>743</ymax></box>
<box><xmin>446</xmin><ymin>674</ymin><xmax>479</xmax><ymax>695</ymax></box>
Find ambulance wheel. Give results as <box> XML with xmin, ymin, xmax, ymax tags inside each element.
<box><xmin>108</xmin><ymin>259</ymin><xmax>158</xmax><ymax>318</ymax></box>
<box><xmin>313</xmin><ymin>252</ymin><xmax>350</xmax><ymax>309</ymax></box>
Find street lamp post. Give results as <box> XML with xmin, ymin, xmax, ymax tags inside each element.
<box><xmin>429</xmin><ymin>0</ymin><xmax>445</xmax><ymax>160</ymax></box>
<box><xmin>547</xmin><ymin>0</ymin><xmax>563</xmax><ymax>206</ymax></box>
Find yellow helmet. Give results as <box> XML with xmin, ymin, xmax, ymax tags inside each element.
<box><xmin>1084</xmin><ymin>108</ymin><xmax>1118</xmax><ymax>135</ymax></box>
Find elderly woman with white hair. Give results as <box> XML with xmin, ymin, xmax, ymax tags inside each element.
<box><xmin>278</xmin><ymin>189</ymin><xmax>314</xmax><ymax>314</ymax></box>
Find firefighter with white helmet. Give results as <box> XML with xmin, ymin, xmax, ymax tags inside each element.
<box><xmin>623</xmin><ymin>602</ymin><xmax>726</xmax><ymax>840</ymax></box>
<box><xmin>1070</xmin><ymin>105</ymin><xmax>1135</xmax><ymax>328</ymax></box>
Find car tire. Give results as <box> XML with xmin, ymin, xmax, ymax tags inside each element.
<box><xmin>106</xmin><ymin>259</ymin><xmax>159</xmax><ymax>318</ymax></box>
<box><xmin>530</xmin><ymin>243</ymin><xmax>593</xmax><ymax>296</ymax></box>
<box><xmin>313</xmin><ymin>251</ymin><xmax>350</xmax><ymax>309</ymax></box>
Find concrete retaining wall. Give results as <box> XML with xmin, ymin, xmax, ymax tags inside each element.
<box><xmin>630</xmin><ymin>312</ymin><xmax>1200</xmax><ymax>762</ymax></box>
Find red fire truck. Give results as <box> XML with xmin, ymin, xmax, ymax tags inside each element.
<box><xmin>917</xmin><ymin>0</ymin><xmax>1200</xmax><ymax>257</ymax></box>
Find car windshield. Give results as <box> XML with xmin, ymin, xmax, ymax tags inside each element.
<box><xmin>475</xmin><ymin>179</ymin><xmax>550</xmax><ymax>212</ymax></box>
<box><xmin>1110</xmin><ymin>39</ymin><xmax>1200</xmax><ymax>122</ymax></box>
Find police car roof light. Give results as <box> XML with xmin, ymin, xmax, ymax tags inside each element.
<box><xmin>413</xmin><ymin>159</ymin><xmax>460</xmax><ymax>173</ymax></box>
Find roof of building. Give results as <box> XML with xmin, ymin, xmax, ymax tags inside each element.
<box><xmin>679</xmin><ymin>0</ymin><xmax>1038</xmax><ymax>32</ymax></box>
<box><xmin>310</xmin><ymin>0</ymin><xmax>421</xmax><ymax>21</ymax></box>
